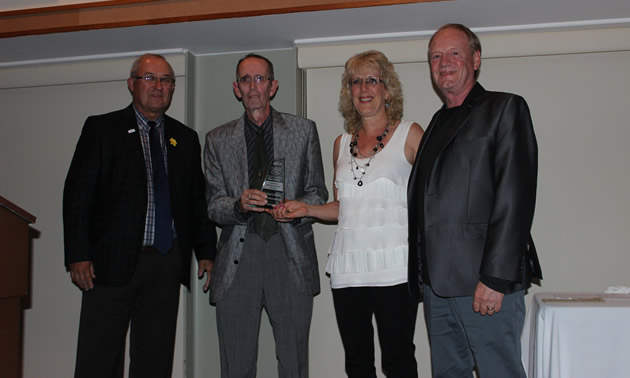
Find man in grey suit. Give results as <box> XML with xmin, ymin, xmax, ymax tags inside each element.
<box><xmin>407</xmin><ymin>24</ymin><xmax>542</xmax><ymax>377</ymax></box>
<box><xmin>203</xmin><ymin>53</ymin><xmax>328</xmax><ymax>378</ymax></box>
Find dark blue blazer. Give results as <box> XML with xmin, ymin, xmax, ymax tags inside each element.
<box><xmin>63</xmin><ymin>104</ymin><xmax>216</xmax><ymax>288</ymax></box>
<box><xmin>407</xmin><ymin>83</ymin><xmax>542</xmax><ymax>299</ymax></box>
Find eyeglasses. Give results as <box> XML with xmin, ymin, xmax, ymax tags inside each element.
<box><xmin>349</xmin><ymin>77</ymin><xmax>384</xmax><ymax>87</ymax></box>
<box><xmin>132</xmin><ymin>74</ymin><xmax>175</xmax><ymax>87</ymax></box>
<box><xmin>237</xmin><ymin>74</ymin><xmax>272</xmax><ymax>85</ymax></box>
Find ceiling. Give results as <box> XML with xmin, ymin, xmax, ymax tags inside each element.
<box><xmin>1</xmin><ymin>0</ymin><xmax>630</xmax><ymax>66</ymax></box>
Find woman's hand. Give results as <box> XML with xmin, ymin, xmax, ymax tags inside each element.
<box><xmin>267</xmin><ymin>200</ymin><xmax>309</xmax><ymax>221</ymax></box>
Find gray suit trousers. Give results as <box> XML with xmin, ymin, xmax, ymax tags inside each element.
<box><xmin>423</xmin><ymin>285</ymin><xmax>526</xmax><ymax>378</ymax></box>
<box><xmin>216</xmin><ymin>232</ymin><xmax>313</xmax><ymax>378</ymax></box>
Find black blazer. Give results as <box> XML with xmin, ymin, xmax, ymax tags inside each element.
<box><xmin>407</xmin><ymin>83</ymin><xmax>542</xmax><ymax>299</ymax></box>
<box><xmin>63</xmin><ymin>104</ymin><xmax>216</xmax><ymax>288</ymax></box>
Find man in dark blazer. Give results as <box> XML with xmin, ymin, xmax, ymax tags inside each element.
<box><xmin>204</xmin><ymin>53</ymin><xmax>328</xmax><ymax>378</ymax></box>
<box><xmin>408</xmin><ymin>24</ymin><xmax>542</xmax><ymax>377</ymax></box>
<box><xmin>63</xmin><ymin>53</ymin><xmax>216</xmax><ymax>378</ymax></box>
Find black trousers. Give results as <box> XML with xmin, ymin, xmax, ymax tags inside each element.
<box><xmin>332</xmin><ymin>283</ymin><xmax>419</xmax><ymax>378</ymax></box>
<box><xmin>74</xmin><ymin>244</ymin><xmax>182</xmax><ymax>378</ymax></box>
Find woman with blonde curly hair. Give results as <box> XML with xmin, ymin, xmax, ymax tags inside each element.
<box><xmin>270</xmin><ymin>50</ymin><xmax>424</xmax><ymax>377</ymax></box>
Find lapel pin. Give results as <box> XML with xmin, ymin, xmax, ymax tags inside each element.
<box><xmin>128</xmin><ymin>129</ymin><xmax>136</xmax><ymax>134</ymax></box>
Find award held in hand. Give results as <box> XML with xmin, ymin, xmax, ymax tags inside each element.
<box><xmin>260</xmin><ymin>159</ymin><xmax>285</xmax><ymax>209</ymax></box>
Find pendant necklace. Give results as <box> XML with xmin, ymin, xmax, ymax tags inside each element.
<box><xmin>349</xmin><ymin>122</ymin><xmax>389</xmax><ymax>186</ymax></box>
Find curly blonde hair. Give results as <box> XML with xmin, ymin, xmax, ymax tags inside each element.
<box><xmin>338</xmin><ymin>50</ymin><xmax>404</xmax><ymax>135</ymax></box>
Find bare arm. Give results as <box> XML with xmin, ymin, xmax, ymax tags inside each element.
<box><xmin>269</xmin><ymin>134</ymin><xmax>342</xmax><ymax>222</ymax></box>
<box><xmin>405</xmin><ymin>122</ymin><xmax>424</xmax><ymax>164</ymax></box>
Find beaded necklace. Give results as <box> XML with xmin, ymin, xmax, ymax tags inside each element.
<box><xmin>349</xmin><ymin>122</ymin><xmax>390</xmax><ymax>186</ymax></box>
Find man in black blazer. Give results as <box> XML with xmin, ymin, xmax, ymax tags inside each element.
<box><xmin>408</xmin><ymin>24</ymin><xmax>542</xmax><ymax>377</ymax></box>
<box><xmin>63</xmin><ymin>54</ymin><xmax>216</xmax><ymax>378</ymax></box>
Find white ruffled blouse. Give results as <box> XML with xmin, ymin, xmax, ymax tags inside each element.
<box><xmin>326</xmin><ymin>120</ymin><xmax>413</xmax><ymax>289</ymax></box>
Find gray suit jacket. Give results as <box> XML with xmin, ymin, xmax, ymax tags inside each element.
<box><xmin>408</xmin><ymin>83</ymin><xmax>541</xmax><ymax>299</ymax></box>
<box><xmin>204</xmin><ymin>108</ymin><xmax>328</xmax><ymax>303</ymax></box>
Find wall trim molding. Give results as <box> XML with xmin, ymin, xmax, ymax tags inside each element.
<box><xmin>0</xmin><ymin>51</ymin><xmax>187</xmax><ymax>90</ymax></box>
<box><xmin>297</xmin><ymin>24</ymin><xmax>630</xmax><ymax>69</ymax></box>
<box><xmin>0</xmin><ymin>48</ymin><xmax>187</xmax><ymax>69</ymax></box>
<box><xmin>295</xmin><ymin>18</ymin><xmax>630</xmax><ymax>47</ymax></box>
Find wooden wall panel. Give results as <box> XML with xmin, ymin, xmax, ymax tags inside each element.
<box><xmin>0</xmin><ymin>0</ymin><xmax>443</xmax><ymax>38</ymax></box>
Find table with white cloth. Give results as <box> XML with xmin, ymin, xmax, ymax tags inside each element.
<box><xmin>521</xmin><ymin>292</ymin><xmax>630</xmax><ymax>378</ymax></box>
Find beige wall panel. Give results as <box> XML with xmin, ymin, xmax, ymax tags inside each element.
<box><xmin>303</xmin><ymin>34</ymin><xmax>630</xmax><ymax>377</ymax></box>
<box><xmin>3</xmin><ymin>25</ymin><xmax>630</xmax><ymax>378</ymax></box>
<box><xmin>0</xmin><ymin>56</ymin><xmax>188</xmax><ymax>378</ymax></box>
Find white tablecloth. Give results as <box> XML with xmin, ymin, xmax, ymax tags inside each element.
<box><xmin>521</xmin><ymin>292</ymin><xmax>630</xmax><ymax>378</ymax></box>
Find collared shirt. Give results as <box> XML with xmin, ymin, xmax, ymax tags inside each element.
<box><xmin>244</xmin><ymin>112</ymin><xmax>274</xmax><ymax>187</ymax></box>
<box><xmin>134</xmin><ymin>106</ymin><xmax>168</xmax><ymax>247</ymax></box>
<box><xmin>233</xmin><ymin>111</ymin><xmax>275</xmax><ymax>223</ymax></box>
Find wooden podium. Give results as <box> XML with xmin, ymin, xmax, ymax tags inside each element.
<box><xmin>0</xmin><ymin>196</ymin><xmax>36</xmax><ymax>378</ymax></box>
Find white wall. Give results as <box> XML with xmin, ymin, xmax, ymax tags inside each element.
<box><xmin>0</xmin><ymin>53</ymin><xmax>189</xmax><ymax>378</ymax></box>
<box><xmin>299</xmin><ymin>27</ymin><xmax>630</xmax><ymax>377</ymax></box>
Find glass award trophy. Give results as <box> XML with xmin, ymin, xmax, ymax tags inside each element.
<box><xmin>260</xmin><ymin>158</ymin><xmax>285</xmax><ymax>209</ymax></box>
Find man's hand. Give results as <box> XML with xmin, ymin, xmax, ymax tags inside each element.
<box><xmin>239</xmin><ymin>189</ymin><xmax>267</xmax><ymax>213</ymax></box>
<box><xmin>473</xmin><ymin>281</ymin><xmax>504</xmax><ymax>316</ymax></box>
<box><xmin>69</xmin><ymin>261</ymin><xmax>95</xmax><ymax>291</ymax></box>
<box><xmin>198</xmin><ymin>259</ymin><xmax>214</xmax><ymax>292</ymax></box>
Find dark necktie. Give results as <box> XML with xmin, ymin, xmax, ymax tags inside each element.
<box><xmin>149</xmin><ymin>121</ymin><xmax>174</xmax><ymax>254</ymax></box>
<box><xmin>252</xmin><ymin>127</ymin><xmax>277</xmax><ymax>241</ymax></box>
